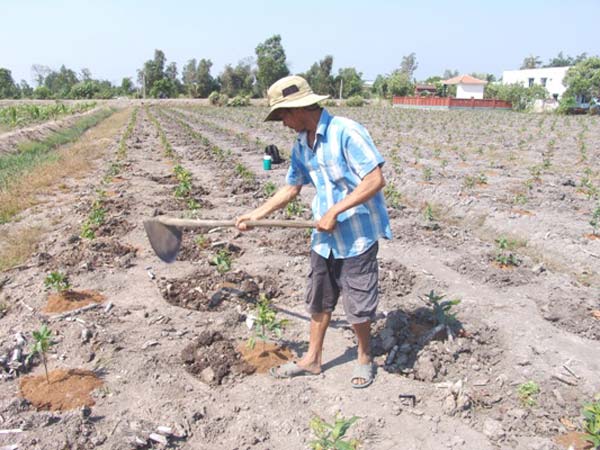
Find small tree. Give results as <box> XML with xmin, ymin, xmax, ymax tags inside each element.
<box><xmin>44</xmin><ymin>271</ymin><xmax>70</xmax><ymax>292</ymax></box>
<box><xmin>247</xmin><ymin>295</ymin><xmax>288</xmax><ymax>352</ymax></box>
<box><xmin>30</xmin><ymin>324</ymin><xmax>53</xmax><ymax>383</ymax></box>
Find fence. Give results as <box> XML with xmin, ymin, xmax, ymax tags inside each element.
<box><xmin>392</xmin><ymin>97</ymin><xmax>512</xmax><ymax>109</ymax></box>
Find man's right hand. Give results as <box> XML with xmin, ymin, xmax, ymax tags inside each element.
<box><xmin>235</xmin><ymin>214</ymin><xmax>255</xmax><ymax>231</ymax></box>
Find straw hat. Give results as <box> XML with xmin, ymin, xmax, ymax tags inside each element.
<box><xmin>264</xmin><ymin>75</ymin><xmax>330</xmax><ymax>121</ymax></box>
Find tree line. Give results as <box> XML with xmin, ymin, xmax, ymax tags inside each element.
<box><xmin>0</xmin><ymin>35</ymin><xmax>598</xmax><ymax>111</ymax></box>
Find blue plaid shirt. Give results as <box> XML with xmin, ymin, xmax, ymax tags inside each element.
<box><xmin>286</xmin><ymin>109</ymin><xmax>392</xmax><ymax>259</ymax></box>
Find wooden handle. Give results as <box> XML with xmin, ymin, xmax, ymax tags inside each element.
<box><xmin>155</xmin><ymin>217</ymin><xmax>316</xmax><ymax>229</ymax></box>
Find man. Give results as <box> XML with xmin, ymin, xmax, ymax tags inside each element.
<box><xmin>236</xmin><ymin>75</ymin><xmax>391</xmax><ymax>388</ymax></box>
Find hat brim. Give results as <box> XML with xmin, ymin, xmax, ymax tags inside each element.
<box><xmin>264</xmin><ymin>93</ymin><xmax>330</xmax><ymax>121</ymax></box>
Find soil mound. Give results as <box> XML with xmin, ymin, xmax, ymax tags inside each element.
<box><xmin>43</xmin><ymin>289</ymin><xmax>104</xmax><ymax>313</ymax></box>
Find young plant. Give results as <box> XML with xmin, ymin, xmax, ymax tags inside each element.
<box><xmin>44</xmin><ymin>271</ymin><xmax>70</xmax><ymax>292</ymax></box>
<box><xmin>309</xmin><ymin>413</ymin><xmax>359</xmax><ymax>450</ymax></box>
<box><xmin>211</xmin><ymin>248</ymin><xmax>232</xmax><ymax>274</ymax></box>
<box><xmin>285</xmin><ymin>199</ymin><xmax>305</xmax><ymax>218</ymax></box>
<box><xmin>383</xmin><ymin>183</ymin><xmax>402</xmax><ymax>209</ymax></box>
<box><xmin>247</xmin><ymin>294</ymin><xmax>288</xmax><ymax>352</ymax></box>
<box><xmin>495</xmin><ymin>237</ymin><xmax>521</xmax><ymax>267</ymax></box>
<box><xmin>30</xmin><ymin>324</ymin><xmax>53</xmax><ymax>383</ymax></box>
<box><xmin>263</xmin><ymin>181</ymin><xmax>277</xmax><ymax>197</ymax></box>
<box><xmin>590</xmin><ymin>205</ymin><xmax>600</xmax><ymax>236</ymax></box>
<box><xmin>420</xmin><ymin>290</ymin><xmax>460</xmax><ymax>327</ymax></box>
<box><xmin>582</xmin><ymin>400</ymin><xmax>600</xmax><ymax>448</ymax></box>
<box><xmin>517</xmin><ymin>381</ymin><xmax>540</xmax><ymax>407</ymax></box>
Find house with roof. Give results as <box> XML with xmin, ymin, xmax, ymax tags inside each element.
<box><xmin>442</xmin><ymin>74</ymin><xmax>487</xmax><ymax>99</ymax></box>
<box><xmin>502</xmin><ymin>66</ymin><xmax>570</xmax><ymax>100</ymax></box>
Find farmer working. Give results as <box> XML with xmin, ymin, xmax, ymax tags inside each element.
<box><xmin>236</xmin><ymin>75</ymin><xmax>391</xmax><ymax>388</ymax></box>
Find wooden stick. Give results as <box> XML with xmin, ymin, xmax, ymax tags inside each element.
<box><xmin>155</xmin><ymin>217</ymin><xmax>316</xmax><ymax>229</ymax></box>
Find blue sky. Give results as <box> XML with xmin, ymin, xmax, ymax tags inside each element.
<box><xmin>1</xmin><ymin>0</ymin><xmax>598</xmax><ymax>86</ymax></box>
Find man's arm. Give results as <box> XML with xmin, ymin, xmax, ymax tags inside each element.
<box><xmin>317</xmin><ymin>166</ymin><xmax>385</xmax><ymax>232</ymax></box>
<box><xmin>236</xmin><ymin>184</ymin><xmax>302</xmax><ymax>230</ymax></box>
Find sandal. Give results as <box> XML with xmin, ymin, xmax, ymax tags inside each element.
<box><xmin>351</xmin><ymin>363</ymin><xmax>374</xmax><ymax>389</ymax></box>
<box><xmin>269</xmin><ymin>361</ymin><xmax>319</xmax><ymax>379</ymax></box>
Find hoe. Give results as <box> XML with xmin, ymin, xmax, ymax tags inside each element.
<box><xmin>144</xmin><ymin>216</ymin><xmax>316</xmax><ymax>263</ymax></box>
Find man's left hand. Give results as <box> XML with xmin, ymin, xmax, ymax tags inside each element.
<box><xmin>316</xmin><ymin>209</ymin><xmax>338</xmax><ymax>232</ymax></box>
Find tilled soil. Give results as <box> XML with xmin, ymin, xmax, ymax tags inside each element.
<box><xmin>0</xmin><ymin>103</ymin><xmax>599</xmax><ymax>450</ymax></box>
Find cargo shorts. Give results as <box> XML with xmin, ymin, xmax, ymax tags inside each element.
<box><xmin>305</xmin><ymin>242</ymin><xmax>379</xmax><ymax>324</ymax></box>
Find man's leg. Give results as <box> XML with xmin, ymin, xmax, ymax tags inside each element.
<box><xmin>297</xmin><ymin>311</ymin><xmax>331</xmax><ymax>374</ymax></box>
<box><xmin>352</xmin><ymin>320</ymin><xmax>372</xmax><ymax>386</ymax></box>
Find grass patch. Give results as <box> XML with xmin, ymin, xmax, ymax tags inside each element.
<box><xmin>0</xmin><ymin>226</ymin><xmax>43</xmax><ymax>271</ymax></box>
<box><xmin>0</xmin><ymin>108</ymin><xmax>115</xmax><ymax>191</ymax></box>
<box><xmin>0</xmin><ymin>108</ymin><xmax>130</xmax><ymax>224</ymax></box>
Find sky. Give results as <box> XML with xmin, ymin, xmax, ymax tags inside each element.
<box><xmin>1</xmin><ymin>0</ymin><xmax>598</xmax><ymax>86</ymax></box>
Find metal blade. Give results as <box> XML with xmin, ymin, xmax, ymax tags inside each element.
<box><xmin>143</xmin><ymin>220</ymin><xmax>183</xmax><ymax>263</ymax></box>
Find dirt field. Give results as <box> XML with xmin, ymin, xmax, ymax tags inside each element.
<box><xmin>0</xmin><ymin>102</ymin><xmax>599</xmax><ymax>450</ymax></box>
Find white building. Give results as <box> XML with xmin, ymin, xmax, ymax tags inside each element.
<box><xmin>442</xmin><ymin>75</ymin><xmax>487</xmax><ymax>99</ymax></box>
<box><xmin>502</xmin><ymin>66</ymin><xmax>570</xmax><ymax>100</ymax></box>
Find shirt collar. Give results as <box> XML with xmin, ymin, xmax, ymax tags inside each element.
<box><xmin>316</xmin><ymin>108</ymin><xmax>332</xmax><ymax>137</ymax></box>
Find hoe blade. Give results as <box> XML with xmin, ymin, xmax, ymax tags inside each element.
<box><xmin>143</xmin><ymin>220</ymin><xmax>183</xmax><ymax>263</ymax></box>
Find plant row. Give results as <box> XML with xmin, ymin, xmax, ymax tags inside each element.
<box><xmin>0</xmin><ymin>101</ymin><xmax>97</xmax><ymax>128</ymax></box>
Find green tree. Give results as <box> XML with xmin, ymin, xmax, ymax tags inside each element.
<box><xmin>197</xmin><ymin>59</ymin><xmax>217</xmax><ymax>97</ymax></box>
<box><xmin>337</xmin><ymin>67</ymin><xmax>363</xmax><ymax>98</ymax></box>
<box><xmin>371</xmin><ymin>74</ymin><xmax>389</xmax><ymax>98</ymax></box>
<box><xmin>0</xmin><ymin>68</ymin><xmax>20</xmax><ymax>98</ymax></box>
<box><xmin>31</xmin><ymin>64</ymin><xmax>51</xmax><ymax>87</ymax></box>
<box><xmin>520</xmin><ymin>54</ymin><xmax>542</xmax><ymax>69</ymax></box>
<box><xmin>388</xmin><ymin>70</ymin><xmax>414</xmax><ymax>96</ymax></box>
<box><xmin>255</xmin><ymin>34</ymin><xmax>290</xmax><ymax>95</ymax></box>
<box><xmin>470</xmin><ymin>72</ymin><xmax>496</xmax><ymax>83</ymax></box>
<box><xmin>302</xmin><ymin>55</ymin><xmax>336</xmax><ymax>96</ymax></box>
<box><xmin>44</xmin><ymin>65</ymin><xmax>78</xmax><ymax>98</ymax></box>
<box><xmin>32</xmin><ymin>85</ymin><xmax>52</xmax><ymax>99</ymax></box>
<box><xmin>562</xmin><ymin>57</ymin><xmax>600</xmax><ymax>103</ymax></box>
<box><xmin>219</xmin><ymin>60</ymin><xmax>254</xmax><ymax>97</ymax></box>
<box><xmin>544</xmin><ymin>51</ymin><xmax>588</xmax><ymax>68</ymax></box>
<box><xmin>138</xmin><ymin>49</ymin><xmax>167</xmax><ymax>97</ymax></box>
<box><xmin>120</xmin><ymin>77</ymin><xmax>134</xmax><ymax>96</ymax></box>
<box><xmin>149</xmin><ymin>78</ymin><xmax>177</xmax><ymax>98</ymax></box>
<box><xmin>19</xmin><ymin>80</ymin><xmax>33</xmax><ymax>98</ymax></box>
<box><xmin>485</xmin><ymin>83</ymin><xmax>547</xmax><ymax>111</ymax></box>
<box><xmin>443</xmin><ymin>69</ymin><xmax>459</xmax><ymax>79</ymax></box>
<box><xmin>400</xmin><ymin>52</ymin><xmax>418</xmax><ymax>78</ymax></box>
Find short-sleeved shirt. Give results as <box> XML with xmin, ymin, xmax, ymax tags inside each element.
<box><xmin>286</xmin><ymin>108</ymin><xmax>392</xmax><ymax>259</ymax></box>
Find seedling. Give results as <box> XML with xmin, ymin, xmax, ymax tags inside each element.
<box><xmin>590</xmin><ymin>205</ymin><xmax>600</xmax><ymax>236</ymax></box>
<box><xmin>234</xmin><ymin>163</ymin><xmax>255</xmax><ymax>182</ymax></box>
<box><xmin>285</xmin><ymin>199</ymin><xmax>305</xmax><ymax>218</ymax></box>
<box><xmin>247</xmin><ymin>295</ymin><xmax>288</xmax><ymax>352</ymax></box>
<box><xmin>420</xmin><ymin>290</ymin><xmax>460</xmax><ymax>328</ymax></box>
<box><xmin>30</xmin><ymin>324</ymin><xmax>53</xmax><ymax>383</ymax></box>
<box><xmin>309</xmin><ymin>412</ymin><xmax>359</xmax><ymax>450</ymax></box>
<box><xmin>423</xmin><ymin>203</ymin><xmax>437</xmax><ymax>223</ymax></box>
<box><xmin>263</xmin><ymin>181</ymin><xmax>277</xmax><ymax>197</ymax></box>
<box><xmin>422</xmin><ymin>166</ymin><xmax>432</xmax><ymax>182</ymax></box>
<box><xmin>44</xmin><ymin>271</ymin><xmax>70</xmax><ymax>292</ymax></box>
<box><xmin>495</xmin><ymin>237</ymin><xmax>521</xmax><ymax>267</ymax></box>
<box><xmin>517</xmin><ymin>381</ymin><xmax>540</xmax><ymax>407</ymax></box>
<box><xmin>384</xmin><ymin>183</ymin><xmax>402</xmax><ymax>209</ymax></box>
<box><xmin>194</xmin><ymin>234</ymin><xmax>208</xmax><ymax>249</ymax></box>
<box><xmin>582</xmin><ymin>400</ymin><xmax>600</xmax><ymax>448</ymax></box>
<box><xmin>211</xmin><ymin>248</ymin><xmax>232</xmax><ymax>274</ymax></box>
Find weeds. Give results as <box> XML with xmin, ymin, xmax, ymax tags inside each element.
<box><xmin>517</xmin><ymin>381</ymin><xmax>540</xmax><ymax>407</ymax></box>
<box><xmin>309</xmin><ymin>413</ymin><xmax>359</xmax><ymax>450</ymax></box>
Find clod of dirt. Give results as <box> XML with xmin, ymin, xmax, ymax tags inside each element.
<box><xmin>19</xmin><ymin>369</ymin><xmax>103</xmax><ymax>410</ymax></box>
<box><xmin>159</xmin><ymin>269</ymin><xmax>280</xmax><ymax>312</ymax></box>
<box><xmin>52</xmin><ymin>238</ymin><xmax>138</xmax><ymax>272</ymax></box>
<box><xmin>449</xmin><ymin>254</ymin><xmax>535</xmax><ymax>287</ymax></box>
<box><xmin>378</xmin><ymin>260</ymin><xmax>417</xmax><ymax>298</ymax></box>
<box><xmin>43</xmin><ymin>290</ymin><xmax>105</xmax><ymax>314</ymax></box>
<box><xmin>181</xmin><ymin>331</ymin><xmax>254</xmax><ymax>385</ymax></box>
<box><xmin>238</xmin><ymin>342</ymin><xmax>294</xmax><ymax>374</ymax></box>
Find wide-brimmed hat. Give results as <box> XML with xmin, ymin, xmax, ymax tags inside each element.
<box><xmin>264</xmin><ymin>75</ymin><xmax>330</xmax><ymax>121</ymax></box>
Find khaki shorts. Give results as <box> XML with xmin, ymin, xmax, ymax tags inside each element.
<box><xmin>305</xmin><ymin>242</ymin><xmax>379</xmax><ymax>324</ymax></box>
